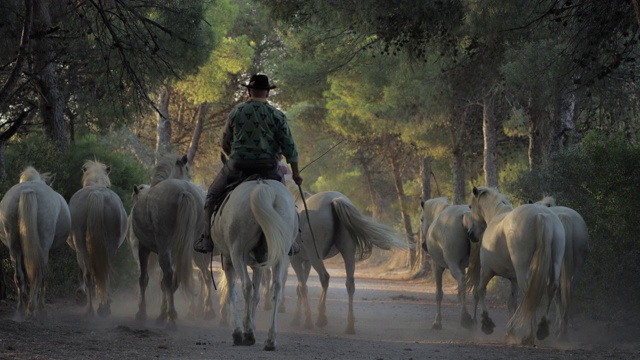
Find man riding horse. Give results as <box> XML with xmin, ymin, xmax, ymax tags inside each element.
<box><xmin>194</xmin><ymin>74</ymin><xmax>303</xmax><ymax>254</ymax></box>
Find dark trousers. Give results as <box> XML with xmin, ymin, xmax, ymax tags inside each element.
<box><xmin>204</xmin><ymin>158</ymin><xmax>281</xmax><ymax>214</ymax></box>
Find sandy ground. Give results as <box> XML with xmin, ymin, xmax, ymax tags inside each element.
<box><xmin>0</xmin><ymin>263</ymin><xmax>639</xmax><ymax>360</ymax></box>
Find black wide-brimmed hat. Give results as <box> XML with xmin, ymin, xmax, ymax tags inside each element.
<box><xmin>242</xmin><ymin>74</ymin><xmax>277</xmax><ymax>90</ymax></box>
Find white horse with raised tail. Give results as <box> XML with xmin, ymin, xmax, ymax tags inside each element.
<box><xmin>0</xmin><ymin>166</ymin><xmax>71</xmax><ymax>319</ymax></box>
<box><xmin>468</xmin><ymin>186</ymin><xmax>565</xmax><ymax>345</ymax></box>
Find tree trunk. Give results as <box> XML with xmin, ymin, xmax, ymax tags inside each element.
<box><xmin>0</xmin><ymin>0</ymin><xmax>32</xmax><ymax>111</ymax></box>
<box><xmin>528</xmin><ymin>102</ymin><xmax>545</xmax><ymax>174</ymax></box>
<box><xmin>155</xmin><ymin>86</ymin><xmax>172</xmax><ymax>161</ymax></box>
<box><xmin>451</xmin><ymin>143</ymin><xmax>466</xmax><ymax>205</ymax></box>
<box><xmin>420</xmin><ymin>156</ymin><xmax>432</xmax><ymax>202</ymax></box>
<box><xmin>33</xmin><ymin>0</ymin><xmax>67</xmax><ymax>152</ymax></box>
<box><xmin>186</xmin><ymin>102</ymin><xmax>208</xmax><ymax>164</ymax></box>
<box><xmin>390</xmin><ymin>151</ymin><xmax>415</xmax><ymax>267</ymax></box>
<box><xmin>360</xmin><ymin>157</ymin><xmax>383</xmax><ymax>221</ymax></box>
<box><xmin>0</xmin><ymin>142</ymin><xmax>6</xmax><ymax>180</ymax></box>
<box><xmin>482</xmin><ymin>93</ymin><xmax>498</xmax><ymax>188</ymax></box>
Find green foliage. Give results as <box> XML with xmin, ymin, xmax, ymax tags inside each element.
<box><xmin>505</xmin><ymin>134</ymin><xmax>640</xmax><ymax>318</ymax></box>
<box><xmin>0</xmin><ymin>133</ymin><xmax>151</xmax><ymax>300</ymax></box>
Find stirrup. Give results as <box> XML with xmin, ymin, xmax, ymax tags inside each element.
<box><xmin>194</xmin><ymin>234</ymin><xmax>214</xmax><ymax>254</ymax></box>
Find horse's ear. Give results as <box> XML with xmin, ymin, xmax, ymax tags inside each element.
<box><xmin>420</xmin><ymin>199</ymin><xmax>424</xmax><ymax>208</ymax></box>
<box><xmin>133</xmin><ymin>184</ymin><xmax>139</xmax><ymax>194</ymax></box>
<box><xmin>106</xmin><ymin>165</ymin><xmax>111</xmax><ymax>174</ymax></box>
<box><xmin>472</xmin><ymin>186</ymin><xmax>479</xmax><ymax>197</ymax></box>
<box><xmin>220</xmin><ymin>152</ymin><xmax>227</xmax><ymax>164</ymax></box>
<box><xmin>527</xmin><ymin>199</ymin><xmax>534</xmax><ymax>204</ymax></box>
<box><xmin>181</xmin><ymin>155</ymin><xmax>189</xmax><ymax>165</ymax></box>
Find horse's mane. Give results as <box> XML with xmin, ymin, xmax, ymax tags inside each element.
<box><xmin>475</xmin><ymin>186</ymin><xmax>512</xmax><ymax>209</ymax></box>
<box><xmin>538</xmin><ymin>196</ymin><xmax>556</xmax><ymax>207</ymax></box>
<box><xmin>151</xmin><ymin>154</ymin><xmax>191</xmax><ymax>186</ymax></box>
<box><xmin>19</xmin><ymin>166</ymin><xmax>53</xmax><ymax>184</ymax></box>
<box><xmin>82</xmin><ymin>159</ymin><xmax>111</xmax><ymax>188</ymax></box>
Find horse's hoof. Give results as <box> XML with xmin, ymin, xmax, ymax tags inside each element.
<box><xmin>521</xmin><ymin>334</ymin><xmax>535</xmax><ymax>346</ymax></box>
<box><xmin>232</xmin><ymin>329</ymin><xmax>243</xmax><ymax>346</ymax></box>
<box><xmin>263</xmin><ymin>340</ymin><xmax>276</xmax><ymax>351</ymax></box>
<box><xmin>203</xmin><ymin>310</ymin><xmax>216</xmax><ymax>321</ymax></box>
<box><xmin>97</xmin><ymin>304</ymin><xmax>111</xmax><ymax>318</ymax></box>
<box><xmin>242</xmin><ymin>331</ymin><xmax>256</xmax><ymax>346</ymax></box>
<box><xmin>316</xmin><ymin>316</ymin><xmax>328</xmax><ymax>328</ymax></box>
<box><xmin>432</xmin><ymin>322</ymin><xmax>442</xmax><ymax>330</ymax></box>
<box><xmin>345</xmin><ymin>326</ymin><xmax>355</xmax><ymax>335</ymax></box>
<box><xmin>135</xmin><ymin>311</ymin><xmax>147</xmax><ymax>323</ymax></box>
<box><xmin>304</xmin><ymin>321</ymin><xmax>313</xmax><ymax>330</ymax></box>
<box><xmin>536</xmin><ymin>316</ymin><xmax>549</xmax><ymax>340</ymax></box>
<box><xmin>481</xmin><ymin>311</ymin><xmax>495</xmax><ymax>335</ymax></box>
<box><xmin>75</xmin><ymin>289</ymin><xmax>87</xmax><ymax>306</ymax></box>
<box><xmin>461</xmin><ymin>313</ymin><xmax>474</xmax><ymax>329</ymax></box>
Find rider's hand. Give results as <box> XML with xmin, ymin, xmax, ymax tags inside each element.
<box><xmin>293</xmin><ymin>173</ymin><xmax>303</xmax><ymax>185</ymax></box>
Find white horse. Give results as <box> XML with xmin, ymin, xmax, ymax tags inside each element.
<box><xmin>131</xmin><ymin>154</ymin><xmax>206</xmax><ymax>329</ymax></box>
<box><xmin>0</xmin><ymin>166</ymin><xmax>71</xmax><ymax>319</ymax></box>
<box><xmin>424</xmin><ymin>204</ymin><xmax>479</xmax><ymax>330</ymax></box>
<box><xmin>533</xmin><ymin>196</ymin><xmax>589</xmax><ymax>339</ymax></box>
<box><xmin>213</xmin><ymin>178</ymin><xmax>297</xmax><ymax>351</ymax></box>
<box><xmin>286</xmin><ymin>179</ymin><xmax>408</xmax><ymax>334</ymax></box>
<box><xmin>420</xmin><ymin>197</ymin><xmax>451</xmax><ymax>249</ymax></box>
<box><xmin>67</xmin><ymin>160</ymin><xmax>128</xmax><ymax>317</ymax></box>
<box><xmin>468</xmin><ymin>186</ymin><xmax>565</xmax><ymax>345</ymax></box>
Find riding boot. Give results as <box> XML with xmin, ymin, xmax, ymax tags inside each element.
<box><xmin>194</xmin><ymin>203</ymin><xmax>215</xmax><ymax>254</ymax></box>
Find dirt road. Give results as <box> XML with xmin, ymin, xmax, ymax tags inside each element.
<box><xmin>0</xmin><ymin>265</ymin><xmax>638</xmax><ymax>359</ymax></box>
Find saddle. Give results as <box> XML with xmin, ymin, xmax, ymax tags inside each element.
<box><xmin>212</xmin><ymin>171</ymin><xmax>283</xmax><ymax>264</ymax></box>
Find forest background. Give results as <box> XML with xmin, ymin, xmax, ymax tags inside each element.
<box><xmin>0</xmin><ymin>0</ymin><xmax>639</xmax><ymax>322</ymax></box>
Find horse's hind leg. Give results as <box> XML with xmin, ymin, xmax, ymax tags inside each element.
<box><xmin>264</xmin><ymin>261</ymin><xmax>288</xmax><ymax>351</ymax></box>
<box><xmin>432</xmin><ymin>264</ymin><xmax>444</xmax><ymax>330</ymax></box>
<box><xmin>450</xmin><ymin>263</ymin><xmax>473</xmax><ymax>329</ymax></box>
<box><xmin>9</xmin><ymin>247</ymin><xmax>27</xmax><ymax>318</ymax></box>
<box><xmin>157</xmin><ymin>252</ymin><xmax>177</xmax><ymax>330</ymax></box>
<box><xmin>290</xmin><ymin>257</ymin><xmax>312</xmax><ymax>329</ymax></box>
<box><xmin>310</xmin><ymin>257</ymin><xmax>330</xmax><ymax>329</ymax></box>
<box><xmin>262</xmin><ymin>268</ymin><xmax>273</xmax><ymax>311</ymax></box>
<box><xmin>136</xmin><ymin>247</ymin><xmax>150</xmax><ymax>322</ymax></box>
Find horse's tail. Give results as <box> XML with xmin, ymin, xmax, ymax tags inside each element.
<box><xmin>331</xmin><ymin>197</ymin><xmax>408</xmax><ymax>260</ymax></box>
<box><xmin>19</xmin><ymin>190</ymin><xmax>46</xmax><ymax>305</ymax></box>
<box><xmin>509</xmin><ymin>213</ymin><xmax>553</xmax><ymax>329</ymax></box>
<box><xmin>174</xmin><ymin>190</ymin><xmax>198</xmax><ymax>296</ymax></box>
<box><xmin>465</xmin><ymin>242</ymin><xmax>481</xmax><ymax>295</ymax></box>
<box><xmin>250</xmin><ymin>183</ymin><xmax>291</xmax><ymax>267</ymax></box>
<box><xmin>557</xmin><ymin>214</ymin><xmax>573</xmax><ymax>319</ymax></box>
<box><xmin>86</xmin><ymin>192</ymin><xmax>110</xmax><ymax>305</ymax></box>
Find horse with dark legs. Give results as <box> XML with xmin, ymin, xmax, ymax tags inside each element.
<box><xmin>67</xmin><ymin>160</ymin><xmax>128</xmax><ymax>317</ymax></box>
<box><xmin>0</xmin><ymin>166</ymin><xmax>71</xmax><ymax>319</ymax></box>
<box><xmin>130</xmin><ymin>154</ymin><xmax>206</xmax><ymax>330</ymax></box>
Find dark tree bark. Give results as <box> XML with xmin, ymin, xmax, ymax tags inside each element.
<box><xmin>186</xmin><ymin>102</ymin><xmax>208</xmax><ymax>164</ymax></box>
<box><xmin>33</xmin><ymin>0</ymin><xmax>67</xmax><ymax>152</ymax></box>
<box><xmin>155</xmin><ymin>86</ymin><xmax>172</xmax><ymax>161</ymax></box>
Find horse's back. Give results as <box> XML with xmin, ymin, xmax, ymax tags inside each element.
<box><xmin>69</xmin><ymin>186</ymin><xmax>128</xmax><ymax>249</ymax></box>
<box><xmin>132</xmin><ymin>179</ymin><xmax>205</xmax><ymax>249</ymax></box>
<box><xmin>0</xmin><ymin>181</ymin><xmax>70</xmax><ymax>250</ymax></box>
